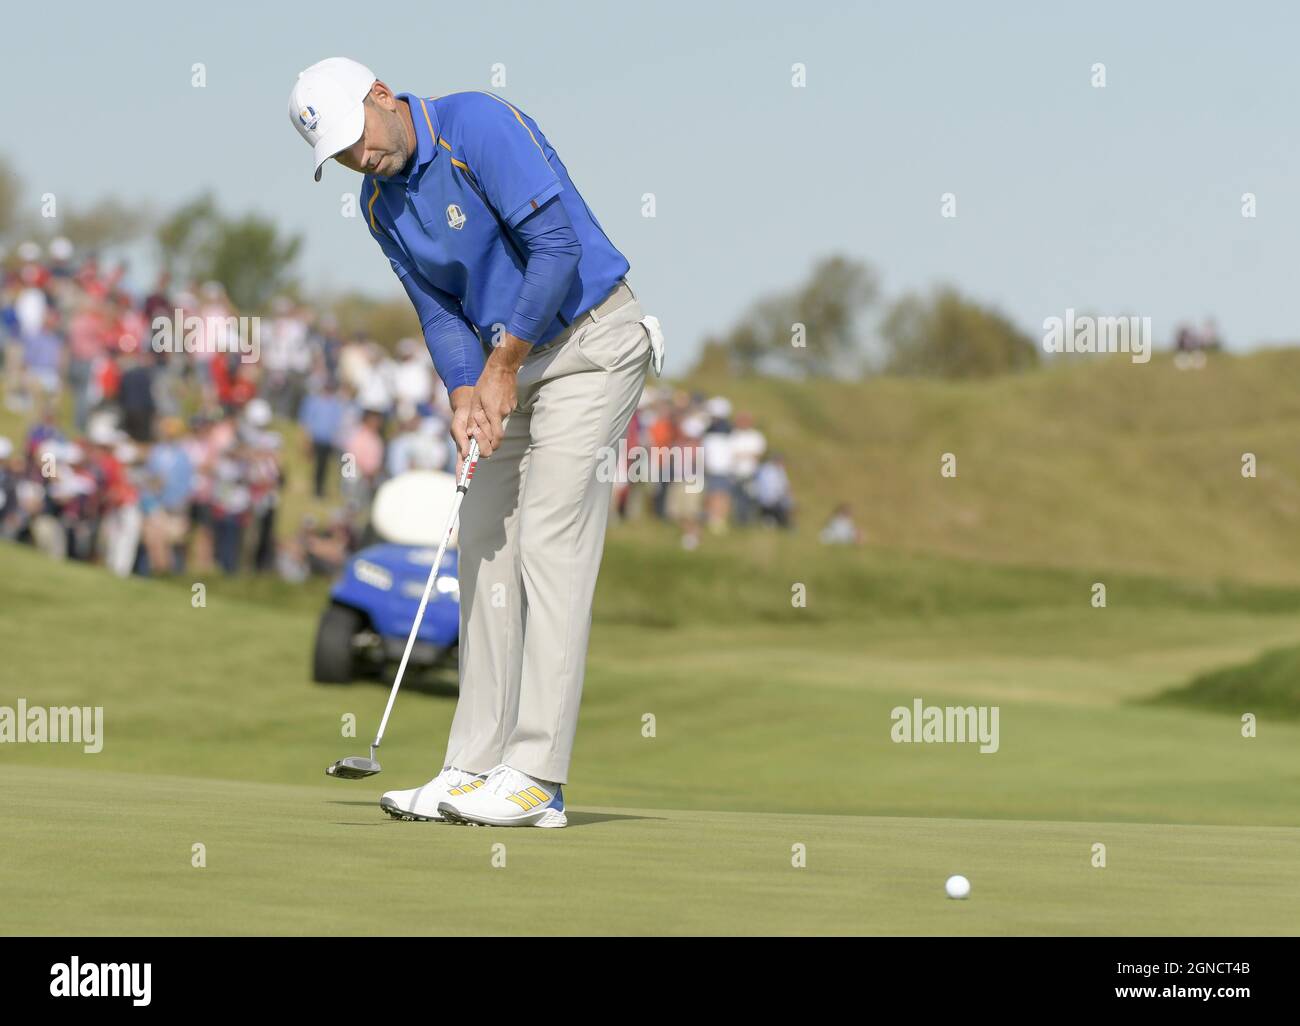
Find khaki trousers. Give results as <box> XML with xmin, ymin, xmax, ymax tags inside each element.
<box><xmin>444</xmin><ymin>282</ymin><xmax>650</xmax><ymax>783</ymax></box>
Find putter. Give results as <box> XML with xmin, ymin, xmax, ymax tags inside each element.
<box><xmin>327</xmin><ymin>437</ymin><xmax>480</xmax><ymax>780</ymax></box>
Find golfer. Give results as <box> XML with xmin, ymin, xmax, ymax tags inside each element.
<box><xmin>289</xmin><ymin>58</ymin><xmax>662</xmax><ymax>827</ymax></box>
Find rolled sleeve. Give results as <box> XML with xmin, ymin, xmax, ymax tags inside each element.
<box><xmin>400</xmin><ymin>272</ymin><xmax>485</xmax><ymax>394</ymax></box>
<box><xmin>460</xmin><ymin>93</ymin><xmax>565</xmax><ymax>228</ymax></box>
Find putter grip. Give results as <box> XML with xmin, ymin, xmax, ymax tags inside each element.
<box><xmin>458</xmin><ymin>438</ymin><xmax>480</xmax><ymax>493</ymax></box>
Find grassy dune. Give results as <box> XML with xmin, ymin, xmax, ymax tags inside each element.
<box><xmin>694</xmin><ymin>348</ymin><xmax>1300</xmax><ymax>584</ymax></box>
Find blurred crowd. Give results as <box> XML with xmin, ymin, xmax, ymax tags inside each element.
<box><xmin>613</xmin><ymin>389</ymin><xmax>798</xmax><ymax>550</ymax></box>
<box><xmin>1</xmin><ymin>239</ymin><xmax>843</xmax><ymax>580</ymax></box>
<box><xmin>0</xmin><ymin>239</ymin><xmax>456</xmax><ymax>580</ymax></box>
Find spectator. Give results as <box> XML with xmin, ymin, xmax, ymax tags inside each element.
<box><xmin>356</xmin><ymin>342</ymin><xmax>396</xmax><ymax>415</ymax></box>
<box><xmin>729</xmin><ymin>411</ymin><xmax>766</xmax><ymax>525</ymax></box>
<box><xmin>645</xmin><ymin>395</ymin><xmax>678</xmax><ymax>520</ymax></box>
<box><xmin>393</xmin><ymin>337</ymin><xmax>433</xmax><ymax>409</ymax></box>
<box><xmin>110</xmin><ymin>289</ymin><xmax>148</xmax><ymax>356</ymax></box>
<box><xmin>108</xmin><ymin>441</ymin><xmax>147</xmax><ymax>575</ymax></box>
<box><xmin>67</xmin><ymin>296</ymin><xmax>109</xmax><ymax>431</ymax></box>
<box><xmin>141</xmin><ymin>417</ymin><xmax>194</xmax><ymax>575</ymax></box>
<box><xmin>195</xmin><ymin>281</ymin><xmax>234</xmax><ymax>398</ymax></box>
<box><xmin>246</xmin><ymin>428</ymin><xmax>283</xmax><ymax>574</ymax></box>
<box><xmin>701</xmin><ymin>396</ymin><xmax>735</xmax><ymax>534</ymax></box>
<box><xmin>0</xmin><ymin>437</ymin><xmax>21</xmax><ymax>539</ymax></box>
<box><xmin>263</xmin><ymin>296</ymin><xmax>312</xmax><ymax>418</ymax></box>
<box><xmin>23</xmin><ymin>308</ymin><xmax>64</xmax><ymax>405</ymax></box>
<box><xmin>182</xmin><ymin>414</ymin><xmax>220</xmax><ymax>573</ymax></box>
<box><xmin>387</xmin><ymin>403</ymin><xmax>447</xmax><ymax>476</ymax></box>
<box><xmin>24</xmin><ymin>404</ymin><xmax>65</xmax><ymax>474</ymax></box>
<box><xmin>666</xmin><ymin>409</ymin><xmax>705</xmax><ymax>550</ymax></box>
<box><xmin>210</xmin><ymin>438</ymin><xmax>252</xmax><ymax>575</ymax></box>
<box><xmin>753</xmin><ymin>453</ymin><xmax>793</xmax><ymax>529</ymax></box>
<box><xmin>342</xmin><ymin>408</ymin><xmax>386</xmax><ymax>509</ymax></box>
<box><xmin>142</xmin><ymin>271</ymin><xmax>173</xmax><ymax>328</ymax></box>
<box><xmin>298</xmin><ymin>511</ymin><xmax>354</xmax><ymax>577</ymax></box>
<box><xmin>85</xmin><ymin>427</ymin><xmax>141</xmax><ymax>577</ymax></box>
<box><xmin>31</xmin><ymin>440</ymin><xmax>93</xmax><ymax>560</ymax></box>
<box><xmin>212</xmin><ymin>350</ymin><xmax>259</xmax><ymax>413</ymax></box>
<box><xmin>117</xmin><ymin>346</ymin><xmax>158</xmax><ymax>442</ymax></box>
<box><xmin>820</xmin><ymin>503</ymin><xmax>863</xmax><ymax>545</ymax></box>
<box><xmin>299</xmin><ymin>376</ymin><xmax>347</xmax><ymax>498</ymax></box>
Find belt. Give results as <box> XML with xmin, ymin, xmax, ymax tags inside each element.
<box><xmin>578</xmin><ymin>279</ymin><xmax>634</xmax><ymax>325</ymax></box>
<box><xmin>529</xmin><ymin>280</ymin><xmax>634</xmax><ymax>357</ymax></box>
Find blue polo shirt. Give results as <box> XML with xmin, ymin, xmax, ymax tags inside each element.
<box><xmin>363</xmin><ymin>91</ymin><xmax>630</xmax><ymax>392</ymax></box>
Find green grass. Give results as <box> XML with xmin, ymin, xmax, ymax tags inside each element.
<box><xmin>3</xmin><ymin>539</ymin><xmax>1300</xmax><ymax>933</ymax></box>
<box><xmin>4</xmin><ymin>766</ymin><xmax>1298</xmax><ymax>935</ymax></box>
<box><xmin>691</xmin><ymin>347</ymin><xmax>1300</xmax><ymax>584</ymax></box>
<box><xmin>1149</xmin><ymin>643</ymin><xmax>1300</xmax><ymax>721</ymax></box>
<box><xmin>6</xmin><ymin>348</ymin><xmax>1300</xmax><ymax>933</ymax></box>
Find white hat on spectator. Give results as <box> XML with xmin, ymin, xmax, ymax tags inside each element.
<box><xmin>87</xmin><ymin>416</ymin><xmax>119</xmax><ymax>447</ymax></box>
<box><xmin>16</xmin><ymin>240</ymin><xmax>41</xmax><ymax>262</ymax></box>
<box><xmin>395</xmin><ymin>401</ymin><xmax>418</xmax><ymax>423</ymax></box>
<box><xmin>244</xmin><ymin>398</ymin><xmax>273</xmax><ymax>428</ymax></box>
<box><xmin>288</xmin><ymin>57</ymin><xmax>377</xmax><ymax>182</ymax></box>
<box><xmin>49</xmin><ymin>237</ymin><xmax>74</xmax><ymax>262</ymax></box>
<box><xmin>706</xmin><ymin>396</ymin><xmax>732</xmax><ymax>419</ymax></box>
<box><xmin>0</xmin><ymin>437</ymin><xmax>12</xmax><ymax>460</ymax></box>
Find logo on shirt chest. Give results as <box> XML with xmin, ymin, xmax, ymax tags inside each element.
<box><xmin>446</xmin><ymin>204</ymin><xmax>467</xmax><ymax>230</ymax></box>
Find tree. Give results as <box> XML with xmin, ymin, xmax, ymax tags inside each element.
<box><xmin>328</xmin><ymin>291</ymin><xmax>423</xmax><ymax>349</ymax></box>
<box><xmin>154</xmin><ymin>194</ymin><xmax>301</xmax><ymax>311</ymax></box>
<box><xmin>203</xmin><ymin>214</ymin><xmax>301</xmax><ymax>312</ymax></box>
<box><xmin>880</xmin><ymin>286</ymin><xmax>1039</xmax><ymax>379</ymax></box>
<box><xmin>156</xmin><ymin>193</ymin><xmax>218</xmax><ymax>281</ymax></box>
<box><xmin>696</xmin><ymin>255</ymin><xmax>879</xmax><ymax>377</ymax></box>
<box><xmin>58</xmin><ymin>197</ymin><xmax>149</xmax><ymax>251</ymax></box>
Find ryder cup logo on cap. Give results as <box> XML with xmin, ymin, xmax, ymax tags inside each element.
<box><xmin>288</xmin><ymin>57</ymin><xmax>377</xmax><ymax>181</ymax></box>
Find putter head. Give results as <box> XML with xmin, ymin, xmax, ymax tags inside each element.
<box><xmin>326</xmin><ymin>756</ymin><xmax>381</xmax><ymax>779</ymax></box>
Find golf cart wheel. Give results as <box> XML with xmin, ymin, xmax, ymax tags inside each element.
<box><xmin>313</xmin><ymin>605</ymin><xmax>362</xmax><ymax>684</ymax></box>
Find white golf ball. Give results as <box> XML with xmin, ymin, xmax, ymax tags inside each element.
<box><xmin>945</xmin><ymin>874</ymin><xmax>971</xmax><ymax>900</ymax></box>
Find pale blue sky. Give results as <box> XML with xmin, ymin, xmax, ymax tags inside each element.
<box><xmin>4</xmin><ymin>0</ymin><xmax>1299</xmax><ymax>364</ymax></box>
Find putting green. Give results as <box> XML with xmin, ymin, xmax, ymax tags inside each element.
<box><xmin>3</xmin><ymin>765</ymin><xmax>1298</xmax><ymax>935</ymax></box>
<box><xmin>3</xmin><ymin>541</ymin><xmax>1299</xmax><ymax>934</ymax></box>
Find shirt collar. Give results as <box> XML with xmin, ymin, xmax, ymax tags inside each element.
<box><xmin>385</xmin><ymin>93</ymin><xmax>437</xmax><ymax>185</ymax></box>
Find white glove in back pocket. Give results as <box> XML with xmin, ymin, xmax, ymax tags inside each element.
<box><xmin>638</xmin><ymin>315</ymin><xmax>665</xmax><ymax>377</ymax></box>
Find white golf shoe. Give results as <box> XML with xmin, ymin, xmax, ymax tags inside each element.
<box><xmin>379</xmin><ymin>767</ymin><xmax>486</xmax><ymax>822</ymax></box>
<box><xmin>437</xmin><ymin>764</ymin><xmax>567</xmax><ymax>828</ymax></box>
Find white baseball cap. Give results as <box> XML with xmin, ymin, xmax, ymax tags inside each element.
<box><xmin>288</xmin><ymin>57</ymin><xmax>377</xmax><ymax>181</ymax></box>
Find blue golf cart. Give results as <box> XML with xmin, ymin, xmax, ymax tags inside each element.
<box><xmin>312</xmin><ymin>470</ymin><xmax>462</xmax><ymax>684</ymax></box>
